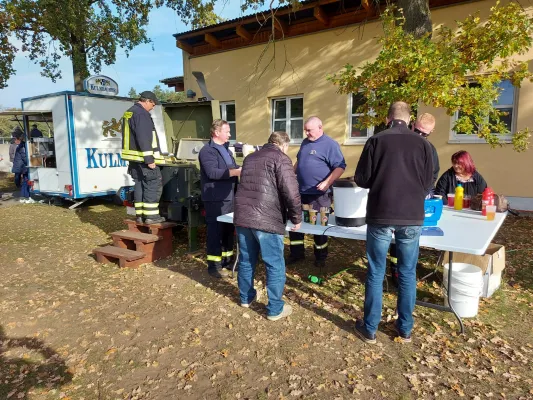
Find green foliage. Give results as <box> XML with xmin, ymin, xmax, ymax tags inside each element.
<box><xmin>128</xmin><ymin>85</ymin><xmax>185</xmax><ymax>103</ymax></box>
<box><xmin>128</xmin><ymin>87</ymin><xmax>138</xmax><ymax>99</ymax></box>
<box><xmin>0</xmin><ymin>106</ymin><xmax>21</xmax><ymax>138</ymax></box>
<box><xmin>0</xmin><ymin>0</ymin><xmax>226</xmax><ymax>90</ymax></box>
<box><xmin>328</xmin><ymin>1</ymin><xmax>533</xmax><ymax>152</ymax></box>
<box><xmin>152</xmin><ymin>85</ymin><xmax>186</xmax><ymax>103</ymax></box>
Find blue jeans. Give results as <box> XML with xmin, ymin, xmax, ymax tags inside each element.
<box><xmin>364</xmin><ymin>224</ymin><xmax>422</xmax><ymax>336</ymax></box>
<box><xmin>236</xmin><ymin>227</ymin><xmax>286</xmax><ymax>317</ymax></box>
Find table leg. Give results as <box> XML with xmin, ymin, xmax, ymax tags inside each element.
<box><xmin>415</xmin><ymin>251</ymin><xmax>465</xmax><ymax>334</ymax></box>
<box><xmin>446</xmin><ymin>252</ymin><xmax>465</xmax><ymax>334</ymax></box>
<box><xmin>232</xmin><ymin>232</ymin><xmax>239</xmax><ymax>279</ymax></box>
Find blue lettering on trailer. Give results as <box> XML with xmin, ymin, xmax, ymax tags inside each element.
<box><xmin>85</xmin><ymin>148</ymin><xmax>128</xmax><ymax>168</ymax></box>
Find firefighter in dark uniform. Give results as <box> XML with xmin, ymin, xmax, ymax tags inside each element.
<box><xmin>199</xmin><ymin>119</ymin><xmax>241</xmax><ymax>278</ymax></box>
<box><xmin>121</xmin><ymin>91</ymin><xmax>165</xmax><ymax>224</ymax></box>
<box><xmin>289</xmin><ymin>116</ymin><xmax>346</xmax><ymax>268</ymax></box>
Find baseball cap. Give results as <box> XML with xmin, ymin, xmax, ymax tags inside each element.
<box><xmin>139</xmin><ymin>91</ymin><xmax>161</xmax><ymax>105</ymax></box>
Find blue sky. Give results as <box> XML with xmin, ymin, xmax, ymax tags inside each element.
<box><xmin>0</xmin><ymin>1</ymin><xmax>248</xmax><ymax>108</ymax></box>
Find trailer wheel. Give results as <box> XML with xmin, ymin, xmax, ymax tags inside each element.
<box><xmin>114</xmin><ymin>186</ymin><xmax>133</xmax><ymax>205</ymax></box>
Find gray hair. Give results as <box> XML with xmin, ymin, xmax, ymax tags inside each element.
<box><xmin>387</xmin><ymin>102</ymin><xmax>411</xmax><ymax>122</ymax></box>
<box><xmin>268</xmin><ymin>131</ymin><xmax>290</xmax><ymax>146</ymax></box>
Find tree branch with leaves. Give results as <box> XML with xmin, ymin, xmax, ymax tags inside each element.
<box><xmin>328</xmin><ymin>1</ymin><xmax>533</xmax><ymax>152</ymax></box>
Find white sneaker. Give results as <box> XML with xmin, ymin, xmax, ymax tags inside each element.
<box><xmin>267</xmin><ymin>304</ymin><xmax>293</xmax><ymax>321</ymax></box>
<box><xmin>241</xmin><ymin>290</ymin><xmax>261</xmax><ymax>308</ymax></box>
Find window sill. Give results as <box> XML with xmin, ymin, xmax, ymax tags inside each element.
<box><xmin>289</xmin><ymin>140</ymin><xmax>304</xmax><ymax>146</ymax></box>
<box><xmin>448</xmin><ymin>138</ymin><xmax>513</xmax><ymax>145</ymax></box>
<box><xmin>343</xmin><ymin>139</ymin><xmax>368</xmax><ymax>146</ymax></box>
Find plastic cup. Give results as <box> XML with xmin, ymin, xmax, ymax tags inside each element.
<box><xmin>320</xmin><ymin>211</ymin><xmax>330</xmax><ymax>226</ymax></box>
<box><xmin>447</xmin><ymin>194</ymin><xmax>455</xmax><ymax>207</ymax></box>
<box><xmin>486</xmin><ymin>205</ymin><xmax>496</xmax><ymax>221</ymax></box>
<box><xmin>309</xmin><ymin>210</ymin><xmax>317</xmax><ymax>225</ymax></box>
<box><xmin>463</xmin><ymin>195</ymin><xmax>471</xmax><ymax>209</ymax></box>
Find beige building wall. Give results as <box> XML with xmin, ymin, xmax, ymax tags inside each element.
<box><xmin>181</xmin><ymin>0</ymin><xmax>533</xmax><ymax>199</ymax></box>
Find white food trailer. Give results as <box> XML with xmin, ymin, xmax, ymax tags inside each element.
<box><xmin>1</xmin><ymin>91</ymin><xmax>166</xmax><ymax>207</ymax></box>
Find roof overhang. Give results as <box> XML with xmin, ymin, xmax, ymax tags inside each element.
<box><xmin>0</xmin><ymin>111</ymin><xmax>51</xmax><ymax>116</ymax></box>
<box><xmin>174</xmin><ymin>0</ymin><xmax>480</xmax><ymax>58</ymax></box>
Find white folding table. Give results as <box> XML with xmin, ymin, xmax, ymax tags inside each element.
<box><xmin>218</xmin><ymin>207</ymin><xmax>507</xmax><ymax>333</ymax></box>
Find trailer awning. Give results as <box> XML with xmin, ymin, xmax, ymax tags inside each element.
<box><xmin>0</xmin><ymin>110</ymin><xmax>53</xmax><ymax>122</ymax></box>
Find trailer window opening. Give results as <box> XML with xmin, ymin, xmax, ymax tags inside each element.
<box><xmin>27</xmin><ymin>112</ymin><xmax>56</xmax><ymax>169</ymax></box>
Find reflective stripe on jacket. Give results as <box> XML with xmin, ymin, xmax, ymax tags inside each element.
<box><xmin>121</xmin><ymin>103</ymin><xmax>164</xmax><ymax>165</ymax></box>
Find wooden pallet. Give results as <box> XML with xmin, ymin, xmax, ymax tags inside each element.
<box><xmin>93</xmin><ymin>246</ymin><xmax>146</xmax><ymax>268</ymax></box>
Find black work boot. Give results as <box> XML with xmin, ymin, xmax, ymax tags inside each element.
<box><xmin>286</xmin><ymin>255</ymin><xmax>305</xmax><ymax>266</ymax></box>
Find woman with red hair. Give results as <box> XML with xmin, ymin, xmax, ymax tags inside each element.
<box><xmin>435</xmin><ymin>150</ymin><xmax>488</xmax><ymax>204</ymax></box>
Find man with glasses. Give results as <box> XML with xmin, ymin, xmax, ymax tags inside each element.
<box><xmin>413</xmin><ymin>113</ymin><xmax>439</xmax><ymax>194</ymax></box>
<box><xmin>121</xmin><ymin>91</ymin><xmax>165</xmax><ymax>224</ymax></box>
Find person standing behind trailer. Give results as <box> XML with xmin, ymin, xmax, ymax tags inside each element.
<box><xmin>199</xmin><ymin>119</ymin><xmax>241</xmax><ymax>279</ymax></box>
<box><xmin>30</xmin><ymin>124</ymin><xmax>43</xmax><ymax>138</ymax></box>
<box><xmin>9</xmin><ymin>127</ymin><xmax>23</xmax><ymax>163</ymax></box>
<box><xmin>121</xmin><ymin>91</ymin><xmax>165</xmax><ymax>224</ymax></box>
<box><xmin>12</xmin><ymin>130</ymin><xmax>30</xmax><ymax>199</ymax></box>
<box><xmin>289</xmin><ymin>116</ymin><xmax>346</xmax><ymax>268</ymax></box>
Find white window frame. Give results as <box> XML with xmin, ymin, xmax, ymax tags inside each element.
<box><xmin>271</xmin><ymin>95</ymin><xmax>304</xmax><ymax>144</ymax></box>
<box><xmin>449</xmin><ymin>80</ymin><xmax>518</xmax><ymax>144</ymax></box>
<box><xmin>220</xmin><ymin>101</ymin><xmax>236</xmax><ymax>143</ymax></box>
<box><xmin>345</xmin><ymin>93</ymin><xmax>378</xmax><ymax>145</ymax></box>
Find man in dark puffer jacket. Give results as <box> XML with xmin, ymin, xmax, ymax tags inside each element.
<box><xmin>234</xmin><ymin>131</ymin><xmax>302</xmax><ymax>321</ymax></box>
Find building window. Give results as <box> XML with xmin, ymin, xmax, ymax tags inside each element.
<box><xmin>272</xmin><ymin>96</ymin><xmax>304</xmax><ymax>141</ymax></box>
<box><xmin>220</xmin><ymin>101</ymin><xmax>236</xmax><ymax>138</ymax></box>
<box><xmin>346</xmin><ymin>94</ymin><xmax>385</xmax><ymax>143</ymax></box>
<box><xmin>451</xmin><ymin>80</ymin><xmax>517</xmax><ymax>142</ymax></box>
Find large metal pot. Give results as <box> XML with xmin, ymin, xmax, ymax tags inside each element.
<box><xmin>332</xmin><ymin>180</ymin><xmax>368</xmax><ymax>227</ymax></box>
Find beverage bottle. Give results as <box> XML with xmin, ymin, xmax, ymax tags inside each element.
<box><xmin>482</xmin><ymin>187</ymin><xmax>494</xmax><ymax>216</ymax></box>
<box><xmin>454</xmin><ymin>184</ymin><xmax>464</xmax><ymax>210</ymax></box>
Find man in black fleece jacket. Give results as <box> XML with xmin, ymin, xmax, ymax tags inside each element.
<box><xmin>354</xmin><ymin>101</ymin><xmax>433</xmax><ymax>344</ymax></box>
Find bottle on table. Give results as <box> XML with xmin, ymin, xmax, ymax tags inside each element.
<box><xmin>454</xmin><ymin>184</ymin><xmax>464</xmax><ymax>210</ymax></box>
<box><xmin>481</xmin><ymin>187</ymin><xmax>494</xmax><ymax>216</ymax></box>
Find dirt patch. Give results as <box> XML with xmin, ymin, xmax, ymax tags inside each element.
<box><xmin>1</xmin><ymin>199</ymin><xmax>533</xmax><ymax>399</ymax></box>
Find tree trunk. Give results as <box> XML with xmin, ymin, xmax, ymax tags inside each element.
<box><xmin>71</xmin><ymin>34</ymin><xmax>89</xmax><ymax>92</ymax></box>
<box><xmin>397</xmin><ymin>0</ymin><xmax>432</xmax><ymax>38</ymax></box>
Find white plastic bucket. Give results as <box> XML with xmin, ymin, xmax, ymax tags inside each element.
<box><xmin>443</xmin><ymin>263</ymin><xmax>483</xmax><ymax>318</ymax></box>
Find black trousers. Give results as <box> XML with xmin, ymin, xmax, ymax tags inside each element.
<box><xmin>289</xmin><ymin>192</ymin><xmax>332</xmax><ymax>261</ymax></box>
<box><xmin>204</xmin><ymin>200</ymin><xmax>235</xmax><ymax>271</ymax></box>
<box><xmin>128</xmin><ymin>163</ymin><xmax>163</xmax><ymax>218</ymax></box>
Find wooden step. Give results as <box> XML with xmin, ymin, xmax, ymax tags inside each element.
<box><xmin>122</xmin><ymin>219</ymin><xmax>176</xmax><ymax>260</ymax></box>
<box><xmin>111</xmin><ymin>230</ymin><xmax>161</xmax><ymax>243</ymax></box>
<box><xmin>93</xmin><ymin>246</ymin><xmax>146</xmax><ymax>268</ymax></box>
<box><xmin>123</xmin><ymin>219</ymin><xmax>177</xmax><ymax>230</ymax></box>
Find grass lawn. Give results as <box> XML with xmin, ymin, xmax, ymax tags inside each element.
<box><xmin>1</xmin><ymin>183</ymin><xmax>532</xmax><ymax>399</ymax></box>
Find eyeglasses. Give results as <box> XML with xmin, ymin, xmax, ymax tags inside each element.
<box><xmin>414</xmin><ymin>127</ymin><xmax>431</xmax><ymax>137</ymax></box>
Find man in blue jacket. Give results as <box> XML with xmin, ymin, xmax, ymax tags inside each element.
<box><xmin>12</xmin><ymin>130</ymin><xmax>30</xmax><ymax>199</ymax></box>
<box><xmin>199</xmin><ymin>119</ymin><xmax>241</xmax><ymax>278</ymax></box>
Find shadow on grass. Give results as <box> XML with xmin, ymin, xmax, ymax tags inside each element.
<box><xmin>0</xmin><ymin>325</ymin><xmax>73</xmax><ymax>400</ymax></box>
